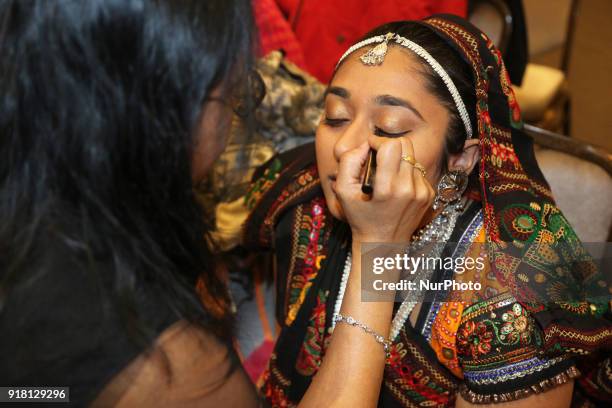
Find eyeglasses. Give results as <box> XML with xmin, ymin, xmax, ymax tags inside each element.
<box><xmin>228</xmin><ymin>69</ymin><xmax>266</xmax><ymax>119</ymax></box>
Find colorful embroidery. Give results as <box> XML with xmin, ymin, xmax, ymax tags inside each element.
<box><xmin>295</xmin><ymin>290</ymin><xmax>330</xmax><ymax>376</ymax></box>
<box><xmin>424</xmin><ymin>17</ymin><xmax>555</xmax><ymax>244</ymax></box>
<box><xmin>454</xmin><ymin>232</ymin><xmax>505</xmax><ymax>304</ymax></box>
<box><xmin>455</xmin><ymin>292</ymin><xmax>577</xmax><ymax>402</ymax></box>
<box><xmin>260</xmin><ymin>353</ymin><xmax>295</xmax><ymax>408</ymax></box>
<box><xmin>430</xmin><ymin>302</ymin><xmax>465</xmax><ymax>378</ymax></box>
<box><xmin>543</xmin><ymin>325</ymin><xmax>612</xmax><ymax>355</ymax></box>
<box><xmin>385</xmin><ymin>334</ymin><xmax>460</xmax><ymax>407</ymax></box>
<box><xmin>463</xmin><ymin>355</ymin><xmax>568</xmax><ymax>385</ymax></box>
<box><xmin>460</xmin><ymin>365</ymin><xmax>580</xmax><ymax>404</ymax></box>
<box><xmin>244</xmin><ymin>157</ymin><xmax>282</xmax><ymax>210</ymax></box>
<box><xmin>482</xmin><ymin>33</ymin><xmax>522</xmax><ymax>129</ymax></box>
<box><xmin>426</xmin><ymin>210</ymin><xmax>491</xmax><ymax>378</ymax></box>
<box><xmin>261</xmin><ymin>164</ymin><xmax>320</xmax><ymax>248</ymax></box>
<box><xmin>500</xmin><ymin>303</ymin><xmax>532</xmax><ymax>344</ymax></box>
<box><xmin>421</xmin><ymin>21</ymin><xmax>611</xmax><ymax>373</ymax></box>
<box><xmin>457</xmin><ymin>320</ymin><xmax>494</xmax><ymax>360</ymax></box>
<box><xmin>490</xmin><ymin>202</ymin><xmax>600</xmax><ymax>310</ymax></box>
<box><xmin>285</xmin><ymin>198</ymin><xmax>327</xmax><ymax>326</ymax></box>
<box><xmin>266</xmin><ymin>165</ymin><xmax>318</xmax><ymax>228</ymax></box>
<box><xmin>489</xmin><ymin>139</ymin><xmax>520</xmax><ymax>168</ymax></box>
<box><xmin>458</xmin><ymin>293</ymin><xmax>540</xmax><ymax>366</ymax></box>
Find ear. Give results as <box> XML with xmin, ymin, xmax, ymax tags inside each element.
<box><xmin>446</xmin><ymin>138</ymin><xmax>480</xmax><ymax>174</ymax></box>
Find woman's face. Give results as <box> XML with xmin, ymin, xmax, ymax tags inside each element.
<box><xmin>316</xmin><ymin>47</ymin><xmax>451</xmax><ymax>220</ymax></box>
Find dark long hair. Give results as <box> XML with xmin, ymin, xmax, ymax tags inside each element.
<box><xmin>0</xmin><ymin>0</ymin><xmax>254</xmax><ymax>346</ymax></box>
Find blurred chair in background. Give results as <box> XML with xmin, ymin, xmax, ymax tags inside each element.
<box><xmin>469</xmin><ymin>0</ymin><xmax>580</xmax><ymax>134</ymax></box>
<box><xmin>468</xmin><ymin>0</ymin><xmax>527</xmax><ymax>85</ymax></box>
<box><xmin>469</xmin><ymin>0</ymin><xmax>512</xmax><ymax>52</ymax></box>
<box><xmin>527</xmin><ymin>123</ymin><xmax>612</xmax><ymax>242</ymax></box>
<box><xmin>469</xmin><ymin>0</ymin><xmax>612</xmax><ymax>241</ymax></box>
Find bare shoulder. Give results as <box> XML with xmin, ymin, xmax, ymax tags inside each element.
<box><xmin>92</xmin><ymin>320</ymin><xmax>259</xmax><ymax>407</ymax></box>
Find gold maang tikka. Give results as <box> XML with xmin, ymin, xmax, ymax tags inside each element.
<box><xmin>359</xmin><ymin>32</ymin><xmax>395</xmax><ymax>66</ymax></box>
<box><xmin>335</xmin><ymin>32</ymin><xmax>473</xmax><ymax>138</ymax></box>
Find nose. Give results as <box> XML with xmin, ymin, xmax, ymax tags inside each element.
<box><xmin>333</xmin><ymin>119</ymin><xmax>368</xmax><ymax>162</ymax></box>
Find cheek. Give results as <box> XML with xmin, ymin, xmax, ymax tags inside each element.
<box><xmin>315</xmin><ymin>127</ymin><xmax>337</xmax><ymax>175</ymax></box>
<box><xmin>191</xmin><ymin>104</ymin><xmax>232</xmax><ymax>183</ymax></box>
<box><xmin>315</xmin><ymin>126</ymin><xmax>345</xmax><ymax>219</ymax></box>
<box><xmin>410</xmin><ymin>130</ymin><xmax>446</xmax><ymax>183</ymax></box>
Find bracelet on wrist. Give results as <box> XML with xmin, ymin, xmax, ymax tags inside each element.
<box><xmin>332</xmin><ymin>313</ymin><xmax>391</xmax><ymax>358</ymax></box>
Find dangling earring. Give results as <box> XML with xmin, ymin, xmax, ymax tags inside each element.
<box><xmin>432</xmin><ymin>169</ymin><xmax>469</xmax><ymax>211</ymax></box>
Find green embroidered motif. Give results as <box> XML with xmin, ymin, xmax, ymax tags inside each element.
<box><xmin>244</xmin><ymin>157</ymin><xmax>282</xmax><ymax>210</ymax></box>
<box><xmin>458</xmin><ymin>293</ymin><xmax>544</xmax><ymax>370</ymax></box>
<box><xmin>295</xmin><ymin>290</ymin><xmax>329</xmax><ymax>376</ymax></box>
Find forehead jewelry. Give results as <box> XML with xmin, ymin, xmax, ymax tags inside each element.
<box><xmin>336</xmin><ymin>33</ymin><xmax>473</xmax><ymax>139</ymax></box>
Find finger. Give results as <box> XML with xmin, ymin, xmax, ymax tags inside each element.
<box><xmin>397</xmin><ymin>136</ymin><xmax>416</xmax><ymax>192</ymax></box>
<box><xmin>372</xmin><ymin>138</ymin><xmax>402</xmax><ymax>200</ymax></box>
<box><xmin>336</xmin><ymin>141</ymin><xmax>370</xmax><ymax>187</ymax></box>
<box><xmin>367</xmin><ymin>134</ymin><xmax>389</xmax><ymax>151</ymax></box>
<box><xmin>413</xmin><ymin>164</ymin><xmax>435</xmax><ymax>208</ymax></box>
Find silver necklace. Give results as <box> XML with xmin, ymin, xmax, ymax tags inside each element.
<box><xmin>331</xmin><ymin>200</ymin><xmax>463</xmax><ymax>340</ymax></box>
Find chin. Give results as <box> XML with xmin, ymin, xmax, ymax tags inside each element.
<box><xmin>329</xmin><ymin>201</ymin><xmax>346</xmax><ymax>221</ymax></box>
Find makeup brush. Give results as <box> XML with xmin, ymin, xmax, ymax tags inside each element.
<box><xmin>361</xmin><ymin>148</ymin><xmax>376</xmax><ymax>195</ymax></box>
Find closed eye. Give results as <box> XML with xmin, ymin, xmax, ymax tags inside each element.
<box><xmin>374</xmin><ymin>127</ymin><xmax>409</xmax><ymax>137</ymax></box>
<box><xmin>322</xmin><ymin>117</ymin><xmax>349</xmax><ymax>127</ymax></box>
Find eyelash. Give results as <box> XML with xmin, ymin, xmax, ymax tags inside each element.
<box><xmin>322</xmin><ymin>117</ymin><xmax>347</xmax><ymax>127</ymax></box>
<box><xmin>323</xmin><ymin>117</ymin><xmax>409</xmax><ymax>137</ymax></box>
<box><xmin>374</xmin><ymin>127</ymin><xmax>409</xmax><ymax>137</ymax></box>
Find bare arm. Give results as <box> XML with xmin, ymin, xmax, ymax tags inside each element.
<box><xmin>299</xmin><ymin>136</ymin><xmax>435</xmax><ymax>407</ymax></box>
<box><xmin>298</xmin><ymin>241</ymin><xmax>396</xmax><ymax>407</ymax></box>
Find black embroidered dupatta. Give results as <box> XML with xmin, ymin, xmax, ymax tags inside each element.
<box><xmin>243</xmin><ymin>143</ymin><xmax>352</xmax><ymax>404</ymax></box>
<box><xmin>420</xmin><ymin>15</ymin><xmax>611</xmax><ymax>355</ymax></box>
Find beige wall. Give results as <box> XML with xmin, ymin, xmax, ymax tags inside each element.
<box><xmin>523</xmin><ymin>0</ymin><xmax>572</xmax><ymax>56</ymax></box>
<box><xmin>567</xmin><ymin>0</ymin><xmax>612</xmax><ymax>150</ymax></box>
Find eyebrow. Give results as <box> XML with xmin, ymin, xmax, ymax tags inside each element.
<box><xmin>375</xmin><ymin>94</ymin><xmax>424</xmax><ymax>120</ymax></box>
<box><xmin>324</xmin><ymin>86</ymin><xmax>349</xmax><ymax>99</ymax></box>
<box><xmin>325</xmin><ymin>87</ymin><xmax>424</xmax><ymax>121</ymax></box>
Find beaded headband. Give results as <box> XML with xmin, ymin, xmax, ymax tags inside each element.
<box><xmin>336</xmin><ymin>32</ymin><xmax>473</xmax><ymax>138</ymax></box>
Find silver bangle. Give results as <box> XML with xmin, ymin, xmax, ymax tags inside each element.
<box><xmin>332</xmin><ymin>313</ymin><xmax>391</xmax><ymax>358</ymax></box>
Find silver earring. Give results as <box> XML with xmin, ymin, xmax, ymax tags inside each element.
<box><xmin>433</xmin><ymin>169</ymin><xmax>468</xmax><ymax>211</ymax></box>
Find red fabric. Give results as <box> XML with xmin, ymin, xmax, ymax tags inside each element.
<box><xmin>242</xmin><ymin>339</ymin><xmax>276</xmax><ymax>383</ymax></box>
<box><xmin>261</xmin><ymin>0</ymin><xmax>467</xmax><ymax>83</ymax></box>
<box><xmin>253</xmin><ymin>0</ymin><xmax>306</xmax><ymax>69</ymax></box>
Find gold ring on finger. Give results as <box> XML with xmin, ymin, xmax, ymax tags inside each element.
<box><xmin>414</xmin><ymin>162</ymin><xmax>427</xmax><ymax>177</ymax></box>
<box><xmin>401</xmin><ymin>155</ymin><xmax>416</xmax><ymax>165</ymax></box>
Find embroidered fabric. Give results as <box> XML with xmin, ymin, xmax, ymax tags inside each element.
<box><xmin>456</xmin><ymin>291</ymin><xmax>578</xmax><ymax>401</ymax></box>
<box><xmin>459</xmin><ymin>366</ymin><xmax>580</xmax><ymax>404</ymax></box>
